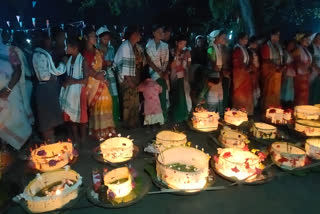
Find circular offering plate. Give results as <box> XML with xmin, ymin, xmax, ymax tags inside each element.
<box><xmin>210</xmin><ymin>159</ymin><xmax>273</xmax><ymax>185</ymax></box>
<box><xmin>86</xmin><ymin>172</ymin><xmax>151</xmax><ymax>208</ymax></box>
<box><xmin>92</xmin><ymin>145</ymin><xmax>139</xmax><ymax>166</ymax></box>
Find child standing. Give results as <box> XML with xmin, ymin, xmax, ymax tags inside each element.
<box><xmin>60</xmin><ymin>37</ymin><xmax>88</xmax><ymax>145</ymax></box>
<box><xmin>197</xmin><ymin>72</ymin><xmax>224</xmax><ymax>116</ymax></box>
<box><xmin>138</xmin><ymin>70</ymin><xmax>164</xmax><ymax>128</ymax></box>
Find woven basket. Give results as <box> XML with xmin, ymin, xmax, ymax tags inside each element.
<box><xmin>156</xmin><ymin>146</ymin><xmax>209</xmax><ymax>190</ymax></box>
<box><xmin>21</xmin><ymin>169</ymin><xmax>82</xmax><ymax>213</ymax></box>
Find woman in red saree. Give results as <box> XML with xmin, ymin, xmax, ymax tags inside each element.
<box><xmin>232</xmin><ymin>33</ymin><xmax>254</xmax><ymax>115</ymax></box>
<box><xmin>293</xmin><ymin>33</ymin><xmax>312</xmax><ymax>105</ymax></box>
<box><xmin>260</xmin><ymin>29</ymin><xmax>284</xmax><ymax>111</ymax></box>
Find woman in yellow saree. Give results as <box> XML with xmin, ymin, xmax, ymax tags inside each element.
<box><xmin>83</xmin><ymin>27</ymin><xmax>115</xmax><ymax>139</ymax></box>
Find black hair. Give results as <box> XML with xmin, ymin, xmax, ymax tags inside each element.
<box><xmin>164</xmin><ymin>26</ymin><xmax>172</xmax><ymax>33</ymax></box>
<box><xmin>140</xmin><ymin>65</ymin><xmax>151</xmax><ymax>82</ymax></box>
<box><xmin>270</xmin><ymin>28</ymin><xmax>280</xmax><ymax>36</ymax></box>
<box><xmin>248</xmin><ymin>36</ymin><xmax>258</xmax><ymax>44</ymax></box>
<box><xmin>174</xmin><ymin>33</ymin><xmax>188</xmax><ymax>43</ymax></box>
<box><xmin>217</xmin><ymin>30</ymin><xmax>227</xmax><ymax>38</ymax></box>
<box><xmin>124</xmin><ymin>25</ymin><xmax>141</xmax><ymax>40</ymax></box>
<box><xmin>98</xmin><ymin>31</ymin><xmax>112</xmax><ymax>39</ymax></box>
<box><xmin>83</xmin><ymin>26</ymin><xmax>96</xmax><ymax>37</ymax></box>
<box><xmin>32</xmin><ymin>30</ymin><xmax>50</xmax><ymax>49</ymax></box>
<box><xmin>67</xmin><ymin>36</ymin><xmax>81</xmax><ymax>48</ymax></box>
<box><xmin>208</xmin><ymin>77</ymin><xmax>220</xmax><ymax>84</ymax></box>
<box><xmin>237</xmin><ymin>32</ymin><xmax>248</xmax><ymax>41</ymax></box>
<box><xmin>12</xmin><ymin>31</ymin><xmax>27</xmax><ymax>48</ymax></box>
<box><xmin>51</xmin><ymin>27</ymin><xmax>65</xmax><ymax>41</ymax></box>
<box><xmin>152</xmin><ymin>25</ymin><xmax>163</xmax><ymax>33</ymax></box>
<box><xmin>283</xmin><ymin>39</ymin><xmax>296</xmax><ymax>47</ymax></box>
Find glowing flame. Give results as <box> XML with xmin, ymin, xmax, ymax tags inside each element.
<box><xmin>55</xmin><ymin>189</ymin><xmax>62</xmax><ymax>195</ymax></box>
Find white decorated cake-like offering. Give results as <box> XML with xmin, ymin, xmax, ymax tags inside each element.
<box><xmin>103</xmin><ymin>167</ymin><xmax>133</xmax><ymax>199</ymax></box>
<box><xmin>155</xmin><ymin>131</ymin><xmax>187</xmax><ymax>152</ymax></box>
<box><xmin>156</xmin><ymin>146</ymin><xmax>210</xmax><ymax>190</ymax></box>
<box><xmin>100</xmin><ymin>137</ymin><xmax>134</xmax><ymax>163</ymax></box>
<box><xmin>270</xmin><ymin>142</ymin><xmax>307</xmax><ymax>170</ymax></box>
<box><xmin>224</xmin><ymin>109</ymin><xmax>248</xmax><ymax>126</ymax></box>
<box><xmin>294</xmin><ymin>105</ymin><xmax>320</xmax><ymax>120</ymax></box>
<box><xmin>305</xmin><ymin>138</ymin><xmax>320</xmax><ymax>160</ymax></box>
<box><xmin>251</xmin><ymin>122</ymin><xmax>277</xmax><ymax>139</ymax></box>
<box><xmin>266</xmin><ymin>108</ymin><xmax>292</xmax><ymax>124</ymax></box>
<box><xmin>295</xmin><ymin>119</ymin><xmax>320</xmax><ymax>136</ymax></box>
<box><xmin>30</xmin><ymin>142</ymin><xmax>74</xmax><ymax>172</ymax></box>
<box><xmin>215</xmin><ymin>148</ymin><xmax>261</xmax><ymax>180</ymax></box>
<box><xmin>15</xmin><ymin>168</ymin><xmax>82</xmax><ymax>213</ymax></box>
<box><xmin>219</xmin><ymin>128</ymin><xmax>248</xmax><ymax>149</ymax></box>
<box><xmin>192</xmin><ymin>109</ymin><xmax>220</xmax><ymax>132</ymax></box>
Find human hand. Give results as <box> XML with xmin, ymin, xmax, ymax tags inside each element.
<box><xmin>0</xmin><ymin>88</ymin><xmax>10</xmax><ymax>99</ymax></box>
<box><xmin>95</xmin><ymin>72</ymin><xmax>105</xmax><ymax>81</ymax></box>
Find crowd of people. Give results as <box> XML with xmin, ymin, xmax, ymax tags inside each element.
<box><xmin>0</xmin><ymin>24</ymin><xmax>319</xmax><ymax>150</ymax></box>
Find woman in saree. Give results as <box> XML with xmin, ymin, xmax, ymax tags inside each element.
<box><xmin>260</xmin><ymin>29</ymin><xmax>284</xmax><ymax>110</ymax></box>
<box><xmin>0</xmin><ymin>31</ymin><xmax>33</xmax><ymax>150</ymax></box>
<box><xmin>146</xmin><ymin>25</ymin><xmax>169</xmax><ymax>122</ymax></box>
<box><xmin>96</xmin><ymin>26</ymin><xmax>120</xmax><ymax>127</ymax></box>
<box><xmin>293</xmin><ymin>33</ymin><xmax>312</xmax><ymax>105</ymax></box>
<box><xmin>114</xmin><ymin>26</ymin><xmax>143</xmax><ymax>129</ymax></box>
<box><xmin>170</xmin><ymin>34</ymin><xmax>191</xmax><ymax>123</ymax></box>
<box><xmin>83</xmin><ymin>27</ymin><xmax>115</xmax><ymax>139</ymax></box>
<box><xmin>309</xmin><ymin>33</ymin><xmax>320</xmax><ymax>105</ymax></box>
<box><xmin>232</xmin><ymin>33</ymin><xmax>254</xmax><ymax>115</ymax></box>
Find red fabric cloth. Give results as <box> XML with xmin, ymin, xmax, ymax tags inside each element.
<box><xmin>293</xmin><ymin>47</ymin><xmax>311</xmax><ymax>105</ymax></box>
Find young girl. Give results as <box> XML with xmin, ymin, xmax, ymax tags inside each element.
<box><xmin>60</xmin><ymin>37</ymin><xmax>88</xmax><ymax>144</ymax></box>
<box><xmin>197</xmin><ymin>72</ymin><xmax>224</xmax><ymax>116</ymax></box>
<box><xmin>138</xmin><ymin>68</ymin><xmax>164</xmax><ymax>128</ymax></box>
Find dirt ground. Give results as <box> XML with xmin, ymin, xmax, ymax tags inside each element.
<box><xmin>2</xmin><ymin>122</ymin><xmax>320</xmax><ymax>214</ymax></box>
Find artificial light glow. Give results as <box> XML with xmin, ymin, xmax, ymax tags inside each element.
<box><xmin>192</xmin><ymin>110</ymin><xmax>219</xmax><ymax>132</ymax></box>
<box><xmin>215</xmin><ymin>148</ymin><xmax>261</xmax><ymax>180</ymax></box>
<box><xmin>55</xmin><ymin>189</ymin><xmax>62</xmax><ymax>195</ymax></box>
<box><xmin>156</xmin><ymin>146</ymin><xmax>210</xmax><ymax>191</ymax></box>
<box><xmin>26</xmin><ymin>39</ymin><xmax>31</xmax><ymax>44</ymax></box>
<box><xmin>229</xmin><ymin>34</ymin><xmax>232</xmax><ymax>40</ymax></box>
<box><xmin>32</xmin><ymin>1</ymin><xmax>37</xmax><ymax>8</ymax></box>
<box><xmin>104</xmin><ymin>167</ymin><xmax>133</xmax><ymax>198</ymax></box>
<box><xmin>100</xmin><ymin>137</ymin><xmax>133</xmax><ymax>163</ymax></box>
